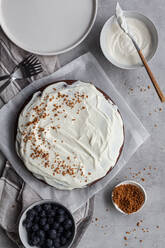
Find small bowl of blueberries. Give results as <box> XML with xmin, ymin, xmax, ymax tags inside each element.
<box><xmin>19</xmin><ymin>200</ymin><xmax>76</xmax><ymax>248</ymax></box>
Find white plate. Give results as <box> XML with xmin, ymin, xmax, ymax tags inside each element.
<box><xmin>0</xmin><ymin>0</ymin><xmax>97</xmax><ymax>55</ymax></box>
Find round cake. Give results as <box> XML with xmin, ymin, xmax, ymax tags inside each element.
<box><xmin>16</xmin><ymin>81</ymin><xmax>124</xmax><ymax>190</ymax></box>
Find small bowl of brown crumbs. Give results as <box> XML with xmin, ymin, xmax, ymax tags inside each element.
<box><xmin>111</xmin><ymin>180</ymin><xmax>147</xmax><ymax>215</ymax></box>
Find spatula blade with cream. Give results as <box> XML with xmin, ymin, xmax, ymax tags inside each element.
<box><xmin>116</xmin><ymin>2</ymin><xmax>129</xmax><ymax>34</ymax></box>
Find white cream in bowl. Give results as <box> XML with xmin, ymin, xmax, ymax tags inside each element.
<box><xmin>107</xmin><ymin>17</ymin><xmax>152</xmax><ymax>66</ymax></box>
<box><xmin>100</xmin><ymin>11</ymin><xmax>158</xmax><ymax>69</ymax></box>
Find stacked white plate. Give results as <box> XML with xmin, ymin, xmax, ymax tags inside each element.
<box><xmin>0</xmin><ymin>0</ymin><xmax>97</xmax><ymax>55</ymax></box>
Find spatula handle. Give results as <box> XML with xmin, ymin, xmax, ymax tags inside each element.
<box><xmin>138</xmin><ymin>50</ymin><xmax>165</xmax><ymax>102</ymax></box>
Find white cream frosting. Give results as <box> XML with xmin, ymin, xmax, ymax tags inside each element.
<box><xmin>16</xmin><ymin>81</ymin><xmax>124</xmax><ymax>190</ymax></box>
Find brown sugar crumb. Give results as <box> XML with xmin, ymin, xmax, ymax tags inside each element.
<box><xmin>148</xmin><ymin>85</ymin><xmax>151</xmax><ymax>89</ymax></box>
<box><xmin>126</xmin><ymin>232</ymin><xmax>130</xmax><ymax>235</ymax></box>
<box><xmin>141</xmin><ymin>178</ymin><xmax>145</xmax><ymax>182</ymax></box>
<box><xmin>156</xmin><ymin>225</ymin><xmax>159</xmax><ymax>229</ymax></box>
<box><xmin>137</xmin><ymin>222</ymin><xmax>140</xmax><ymax>227</ymax></box>
<box><xmin>88</xmin><ymin>172</ymin><xmax>91</xmax><ymax>175</ymax></box>
<box><xmin>124</xmin><ymin>236</ymin><xmax>127</xmax><ymax>241</ymax></box>
<box><xmin>112</xmin><ymin>184</ymin><xmax>145</xmax><ymax>214</ymax></box>
<box><xmin>159</xmin><ymin>108</ymin><xmax>162</xmax><ymax>112</ymax></box>
<box><xmin>139</xmin><ymin>240</ymin><xmax>143</xmax><ymax>243</ymax></box>
<box><xmin>95</xmin><ymin>218</ymin><xmax>98</xmax><ymax>221</ymax></box>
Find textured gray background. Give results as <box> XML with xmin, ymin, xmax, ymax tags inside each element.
<box><xmin>0</xmin><ymin>0</ymin><xmax>165</xmax><ymax>247</ymax></box>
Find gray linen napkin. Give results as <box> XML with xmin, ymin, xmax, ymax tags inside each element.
<box><xmin>0</xmin><ymin>28</ymin><xmax>94</xmax><ymax>247</ymax></box>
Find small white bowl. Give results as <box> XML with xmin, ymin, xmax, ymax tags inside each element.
<box><xmin>19</xmin><ymin>200</ymin><xmax>76</xmax><ymax>248</ymax></box>
<box><xmin>111</xmin><ymin>180</ymin><xmax>147</xmax><ymax>215</ymax></box>
<box><xmin>100</xmin><ymin>11</ymin><xmax>158</xmax><ymax>69</ymax></box>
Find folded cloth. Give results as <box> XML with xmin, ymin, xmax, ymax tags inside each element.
<box><xmin>0</xmin><ymin>28</ymin><xmax>94</xmax><ymax>248</ymax></box>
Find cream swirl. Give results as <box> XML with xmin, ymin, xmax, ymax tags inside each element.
<box><xmin>107</xmin><ymin>17</ymin><xmax>152</xmax><ymax>66</ymax></box>
<box><xmin>16</xmin><ymin>81</ymin><xmax>124</xmax><ymax>190</ymax></box>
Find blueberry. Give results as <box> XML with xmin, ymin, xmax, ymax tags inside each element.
<box><xmin>46</xmin><ymin>238</ymin><xmax>53</xmax><ymax>247</ymax></box>
<box><xmin>56</xmin><ymin>215</ymin><xmax>65</xmax><ymax>223</ymax></box>
<box><xmin>32</xmin><ymin>224</ymin><xmax>39</xmax><ymax>232</ymax></box>
<box><xmin>63</xmin><ymin>219</ymin><xmax>73</xmax><ymax>230</ymax></box>
<box><xmin>40</xmin><ymin>210</ymin><xmax>46</xmax><ymax>217</ymax></box>
<box><xmin>49</xmin><ymin>210</ymin><xmax>56</xmax><ymax>217</ymax></box>
<box><xmin>56</xmin><ymin>232</ymin><xmax>61</xmax><ymax>238</ymax></box>
<box><xmin>43</xmin><ymin>204</ymin><xmax>52</xmax><ymax>211</ymax></box>
<box><xmin>40</xmin><ymin>217</ymin><xmax>47</xmax><ymax>226</ymax></box>
<box><xmin>33</xmin><ymin>216</ymin><xmax>40</xmax><ymax>224</ymax></box>
<box><xmin>34</xmin><ymin>205</ymin><xmax>42</xmax><ymax>213</ymax></box>
<box><xmin>57</xmin><ymin>208</ymin><xmax>65</xmax><ymax>215</ymax></box>
<box><xmin>38</xmin><ymin>238</ymin><xmax>45</xmax><ymax>247</ymax></box>
<box><xmin>27</xmin><ymin>238</ymin><xmax>33</xmax><ymax>246</ymax></box>
<box><xmin>43</xmin><ymin>223</ymin><xmax>50</xmax><ymax>231</ymax></box>
<box><xmin>48</xmin><ymin>230</ymin><xmax>57</xmax><ymax>239</ymax></box>
<box><xmin>52</xmin><ymin>205</ymin><xmax>58</xmax><ymax>212</ymax></box>
<box><xmin>28</xmin><ymin>233</ymin><xmax>35</xmax><ymax>246</ymax></box>
<box><xmin>58</xmin><ymin>226</ymin><xmax>64</xmax><ymax>233</ymax></box>
<box><xmin>26</xmin><ymin>210</ymin><xmax>36</xmax><ymax>222</ymax></box>
<box><xmin>23</xmin><ymin>219</ymin><xmax>27</xmax><ymax>226</ymax></box>
<box><xmin>60</xmin><ymin>236</ymin><xmax>67</xmax><ymax>245</ymax></box>
<box><xmin>54</xmin><ymin>237</ymin><xmax>60</xmax><ymax>243</ymax></box>
<box><xmin>53</xmin><ymin>241</ymin><xmax>60</xmax><ymax>248</ymax></box>
<box><xmin>48</xmin><ymin>218</ymin><xmax>54</xmax><ymax>225</ymax></box>
<box><xmin>64</xmin><ymin>214</ymin><xmax>69</xmax><ymax>220</ymax></box>
<box><xmin>36</xmin><ymin>230</ymin><xmax>45</xmax><ymax>240</ymax></box>
<box><xmin>65</xmin><ymin>231</ymin><xmax>72</xmax><ymax>239</ymax></box>
<box><xmin>23</xmin><ymin>220</ymin><xmax>32</xmax><ymax>229</ymax></box>
<box><xmin>31</xmin><ymin>236</ymin><xmax>40</xmax><ymax>246</ymax></box>
<box><xmin>27</xmin><ymin>209</ymin><xmax>36</xmax><ymax>216</ymax></box>
<box><xmin>52</xmin><ymin>222</ymin><xmax>60</xmax><ymax>229</ymax></box>
<box><xmin>26</xmin><ymin>214</ymin><xmax>34</xmax><ymax>222</ymax></box>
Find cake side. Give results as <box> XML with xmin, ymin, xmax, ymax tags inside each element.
<box><xmin>16</xmin><ymin>81</ymin><xmax>124</xmax><ymax>190</ymax></box>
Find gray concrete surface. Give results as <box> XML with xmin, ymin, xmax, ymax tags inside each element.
<box><xmin>0</xmin><ymin>0</ymin><xmax>165</xmax><ymax>247</ymax></box>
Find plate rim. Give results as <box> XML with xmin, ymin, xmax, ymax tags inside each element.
<box><xmin>0</xmin><ymin>0</ymin><xmax>98</xmax><ymax>55</ymax></box>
